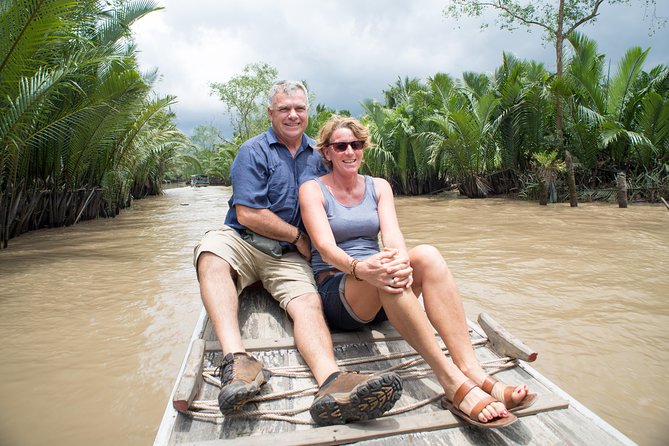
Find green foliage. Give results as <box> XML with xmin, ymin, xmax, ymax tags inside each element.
<box><xmin>191</xmin><ymin>124</ymin><xmax>225</xmax><ymax>152</ymax></box>
<box><xmin>351</xmin><ymin>31</ymin><xmax>667</xmax><ymax>200</ymax></box>
<box><xmin>424</xmin><ymin>83</ymin><xmax>502</xmax><ymax>198</ymax></box>
<box><xmin>563</xmin><ymin>32</ymin><xmax>668</xmax><ymax>176</ymax></box>
<box><xmin>444</xmin><ymin>0</ymin><xmax>665</xmax><ymax>153</ymax></box>
<box><xmin>305</xmin><ymin>103</ymin><xmax>351</xmax><ymax>139</ymax></box>
<box><xmin>0</xmin><ymin>0</ymin><xmax>190</xmax><ymax>246</ymax></box>
<box><xmin>362</xmin><ymin>77</ymin><xmax>443</xmax><ymax>195</ymax></box>
<box><xmin>533</xmin><ymin>150</ymin><xmax>565</xmax><ymax>170</ymax></box>
<box><xmin>635</xmin><ymin>92</ymin><xmax>669</xmax><ymax>165</ymax></box>
<box><xmin>209</xmin><ymin>62</ymin><xmax>278</xmax><ymax>141</ymax></box>
<box><xmin>493</xmin><ymin>53</ymin><xmax>553</xmax><ymax>171</ymax></box>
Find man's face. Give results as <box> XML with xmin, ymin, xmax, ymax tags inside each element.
<box><xmin>268</xmin><ymin>90</ymin><xmax>309</xmax><ymax>145</ymax></box>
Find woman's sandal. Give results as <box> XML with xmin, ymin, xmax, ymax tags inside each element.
<box><xmin>482</xmin><ymin>375</ymin><xmax>537</xmax><ymax>412</ymax></box>
<box><xmin>440</xmin><ymin>379</ymin><xmax>517</xmax><ymax>428</ymax></box>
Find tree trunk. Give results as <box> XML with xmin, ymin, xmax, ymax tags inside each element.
<box><xmin>565</xmin><ymin>151</ymin><xmax>578</xmax><ymax>207</ymax></box>
<box><xmin>617</xmin><ymin>172</ymin><xmax>628</xmax><ymax>208</ymax></box>
<box><xmin>554</xmin><ymin>0</ymin><xmax>566</xmax><ymax>151</ymax></box>
<box><xmin>539</xmin><ymin>177</ymin><xmax>548</xmax><ymax>205</ymax></box>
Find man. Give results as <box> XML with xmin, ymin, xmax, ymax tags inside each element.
<box><xmin>193</xmin><ymin>80</ymin><xmax>402</xmax><ymax>426</ymax></box>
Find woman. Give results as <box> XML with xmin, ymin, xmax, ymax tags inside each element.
<box><xmin>298</xmin><ymin>116</ymin><xmax>536</xmax><ymax>428</ymax></box>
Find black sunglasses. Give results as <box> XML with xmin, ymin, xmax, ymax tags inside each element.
<box><xmin>327</xmin><ymin>140</ymin><xmax>365</xmax><ymax>152</ymax></box>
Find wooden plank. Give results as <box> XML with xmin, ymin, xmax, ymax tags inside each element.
<box><xmin>182</xmin><ymin>393</ymin><xmax>568</xmax><ymax>446</ymax></box>
<box><xmin>205</xmin><ymin>328</ymin><xmax>407</xmax><ymax>351</ymax></box>
<box><xmin>205</xmin><ymin>324</ymin><xmax>444</xmax><ymax>352</ymax></box>
<box><xmin>477</xmin><ymin>312</ymin><xmax>538</xmax><ymax>362</ymax></box>
<box><xmin>173</xmin><ymin>339</ymin><xmax>205</xmax><ymax>413</ymax></box>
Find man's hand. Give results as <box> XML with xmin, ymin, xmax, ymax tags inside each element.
<box><xmin>295</xmin><ymin>231</ymin><xmax>311</xmax><ymax>262</ymax></box>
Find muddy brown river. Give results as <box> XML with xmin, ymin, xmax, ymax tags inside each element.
<box><xmin>0</xmin><ymin>186</ymin><xmax>667</xmax><ymax>445</ymax></box>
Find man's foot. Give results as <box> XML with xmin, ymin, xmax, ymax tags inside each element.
<box><xmin>217</xmin><ymin>352</ymin><xmax>271</xmax><ymax>414</ymax></box>
<box><xmin>309</xmin><ymin>371</ymin><xmax>402</xmax><ymax>426</ymax></box>
<box><xmin>481</xmin><ymin>375</ymin><xmax>537</xmax><ymax>412</ymax></box>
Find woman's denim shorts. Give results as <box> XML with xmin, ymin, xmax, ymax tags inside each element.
<box><xmin>317</xmin><ymin>271</ymin><xmax>387</xmax><ymax>331</ymax></box>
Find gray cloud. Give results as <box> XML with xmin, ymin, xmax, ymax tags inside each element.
<box><xmin>133</xmin><ymin>0</ymin><xmax>668</xmax><ymax>136</ymax></box>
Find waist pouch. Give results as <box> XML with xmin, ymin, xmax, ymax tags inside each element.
<box><xmin>240</xmin><ymin>230</ymin><xmax>283</xmax><ymax>259</ymax></box>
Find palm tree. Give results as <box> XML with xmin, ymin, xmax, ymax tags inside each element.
<box><xmin>493</xmin><ymin>53</ymin><xmax>553</xmax><ymax>172</ymax></box>
<box><xmin>360</xmin><ymin>99</ymin><xmax>397</xmax><ymax>180</ymax></box>
<box><xmin>0</xmin><ymin>0</ymin><xmax>189</xmax><ymax>247</ymax></box>
<box><xmin>564</xmin><ymin>32</ymin><xmax>668</xmax><ymax>180</ymax></box>
<box><xmin>422</xmin><ymin>76</ymin><xmax>502</xmax><ymax>198</ymax></box>
<box><xmin>532</xmin><ymin>151</ymin><xmax>566</xmax><ymax>204</ymax></box>
<box><xmin>362</xmin><ymin>77</ymin><xmax>440</xmax><ymax>194</ymax></box>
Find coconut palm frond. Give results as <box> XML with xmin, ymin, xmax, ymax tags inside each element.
<box><xmin>97</xmin><ymin>0</ymin><xmax>163</xmax><ymax>46</ymax></box>
<box><xmin>600</xmin><ymin>125</ymin><xmax>652</xmax><ymax>149</ymax></box>
<box><xmin>0</xmin><ymin>0</ymin><xmax>81</xmax><ymax>81</ymax></box>
<box><xmin>0</xmin><ymin>0</ymin><xmax>181</xmax><ymax>246</ymax></box>
<box><xmin>607</xmin><ymin>46</ymin><xmax>650</xmax><ymax>122</ymax></box>
<box><xmin>635</xmin><ymin>92</ymin><xmax>669</xmax><ymax>152</ymax></box>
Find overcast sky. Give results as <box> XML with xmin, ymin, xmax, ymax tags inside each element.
<box><xmin>131</xmin><ymin>0</ymin><xmax>668</xmax><ymax>137</ymax></box>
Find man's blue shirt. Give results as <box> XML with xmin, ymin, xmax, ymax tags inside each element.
<box><xmin>224</xmin><ymin>127</ymin><xmax>328</xmax><ymax>231</ymax></box>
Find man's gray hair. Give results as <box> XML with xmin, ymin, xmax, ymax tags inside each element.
<box><xmin>268</xmin><ymin>80</ymin><xmax>309</xmax><ymax>109</ymax></box>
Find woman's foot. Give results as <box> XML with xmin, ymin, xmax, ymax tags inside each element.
<box><xmin>441</xmin><ymin>379</ymin><xmax>516</xmax><ymax>427</ymax></box>
<box><xmin>481</xmin><ymin>375</ymin><xmax>537</xmax><ymax>412</ymax></box>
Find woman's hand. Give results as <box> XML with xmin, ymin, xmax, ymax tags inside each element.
<box><xmin>380</xmin><ymin>247</ymin><xmax>413</xmax><ymax>289</ymax></box>
<box><xmin>357</xmin><ymin>248</ymin><xmax>413</xmax><ymax>293</ymax></box>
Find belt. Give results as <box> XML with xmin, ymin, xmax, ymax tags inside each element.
<box><xmin>315</xmin><ymin>270</ymin><xmax>338</xmax><ymax>285</ymax></box>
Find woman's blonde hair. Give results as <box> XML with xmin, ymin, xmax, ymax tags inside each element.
<box><xmin>316</xmin><ymin>115</ymin><xmax>371</xmax><ymax>169</ymax></box>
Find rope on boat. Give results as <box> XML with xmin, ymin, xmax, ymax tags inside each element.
<box><xmin>184</xmin><ymin>339</ymin><xmax>519</xmax><ymax>425</ymax></box>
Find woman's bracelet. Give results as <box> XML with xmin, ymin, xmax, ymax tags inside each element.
<box><xmin>350</xmin><ymin>258</ymin><xmax>363</xmax><ymax>281</ymax></box>
<box><xmin>291</xmin><ymin>229</ymin><xmax>303</xmax><ymax>245</ymax></box>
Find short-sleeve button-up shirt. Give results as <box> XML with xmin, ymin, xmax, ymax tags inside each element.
<box><xmin>224</xmin><ymin>127</ymin><xmax>328</xmax><ymax>231</ymax></box>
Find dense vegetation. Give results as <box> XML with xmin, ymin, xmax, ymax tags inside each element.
<box><xmin>361</xmin><ymin>34</ymin><xmax>669</xmax><ymax>200</ymax></box>
<box><xmin>193</xmin><ymin>35</ymin><xmax>668</xmax><ymax>202</ymax></box>
<box><xmin>2</xmin><ymin>1</ymin><xmax>667</xmax><ymax>248</ymax></box>
<box><xmin>0</xmin><ymin>0</ymin><xmax>193</xmax><ymax>248</ymax></box>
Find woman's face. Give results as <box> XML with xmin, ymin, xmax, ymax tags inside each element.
<box><xmin>326</xmin><ymin>127</ymin><xmax>365</xmax><ymax>174</ymax></box>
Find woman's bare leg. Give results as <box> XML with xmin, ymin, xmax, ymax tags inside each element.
<box><xmin>344</xmin><ymin>277</ymin><xmax>507</xmax><ymax>422</ymax></box>
<box><xmin>409</xmin><ymin>244</ymin><xmax>528</xmax><ymax>406</ymax></box>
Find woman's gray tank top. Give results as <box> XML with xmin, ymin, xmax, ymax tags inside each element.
<box><xmin>310</xmin><ymin>175</ymin><xmax>380</xmax><ymax>276</ymax></box>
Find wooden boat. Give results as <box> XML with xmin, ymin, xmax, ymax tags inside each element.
<box><xmin>191</xmin><ymin>174</ymin><xmax>210</xmax><ymax>187</ymax></box>
<box><xmin>154</xmin><ymin>287</ymin><xmax>635</xmax><ymax>445</ymax></box>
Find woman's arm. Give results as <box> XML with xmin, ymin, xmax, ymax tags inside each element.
<box><xmin>368</xmin><ymin>177</ymin><xmax>413</xmax><ymax>288</ymax></box>
<box><xmin>299</xmin><ymin>179</ymin><xmax>352</xmax><ymax>271</ymax></box>
<box><xmin>374</xmin><ymin>178</ymin><xmax>407</xmax><ymax>255</ymax></box>
<box><xmin>299</xmin><ymin>179</ymin><xmax>404</xmax><ymax>293</ymax></box>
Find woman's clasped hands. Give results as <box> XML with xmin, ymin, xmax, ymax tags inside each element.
<box><xmin>358</xmin><ymin>247</ymin><xmax>413</xmax><ymax>293</ymax></box>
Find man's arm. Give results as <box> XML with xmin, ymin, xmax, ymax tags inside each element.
<box><xmin>236</xmin><ymin>205</ymin><xmax>311</xmax><ymax>259</ymax></box>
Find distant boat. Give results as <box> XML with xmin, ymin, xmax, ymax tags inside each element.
<box><xmin>190</xmin><ymin>174</ymin><xmax>209</xmax><ymax>187</ymax></box>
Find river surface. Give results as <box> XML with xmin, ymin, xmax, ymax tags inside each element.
<box><xmin>0</xmin><ymin>186</ymin><xmax>667</xmax><ymax>445</ymax></box>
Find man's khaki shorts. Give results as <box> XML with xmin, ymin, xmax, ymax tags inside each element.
<box><xmin>193</xmin><ymin>226</ymin><xmax>317</xmax><ymax>309</ymax></box>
